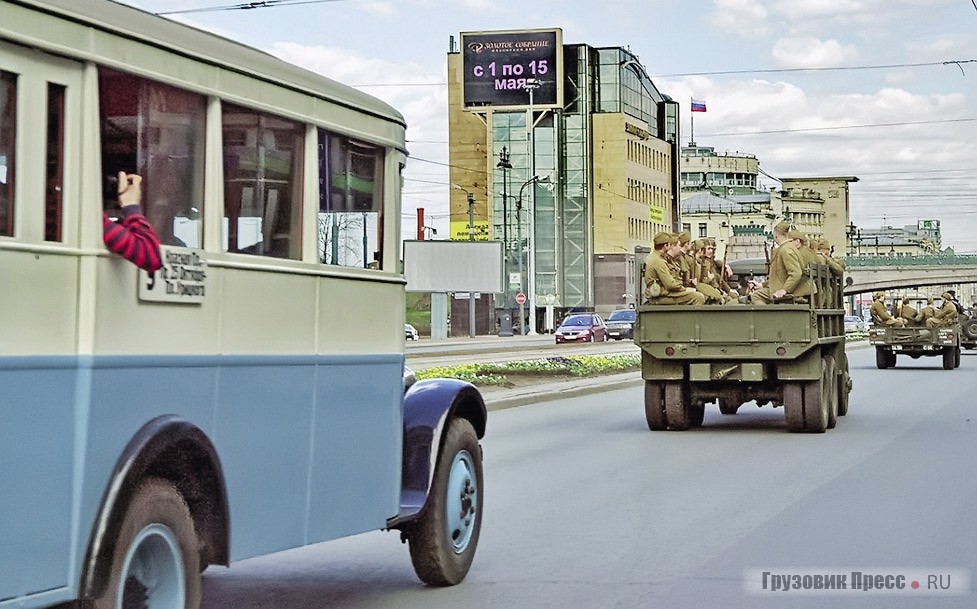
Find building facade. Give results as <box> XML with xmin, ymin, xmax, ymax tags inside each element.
<box><xmin>447</xmin><ymin>29</ymin><xmax>680</xmax><ymax>330</ymax></box>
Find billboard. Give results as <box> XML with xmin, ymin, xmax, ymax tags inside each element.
<box><xmin>403</xmin><ymin>240</ymin><xmax>503</xmax><ymax>293</ymax></box>
<box><xmin>461</xmin><ymin>29</ymin><xmax>563</xmax><ymax>110</ymax></box>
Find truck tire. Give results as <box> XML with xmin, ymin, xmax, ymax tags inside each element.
<box><xmin>92</xmin><ymin>477</ymin><xmax>201</xmax><ymax>609</ymax></box>
<box><xmin>824</xmin><ymin>357</ymin><xmax>839</xmax><ymax>430</ymax></box>
<box><xmin>644</xmin><ymin>381</ymin><xmax>667</xmax><ymax>431</ymax></box>
<box><xmin>962</xmin><ymin>319</ymin><xmax>977</xmax><ymax>341</ymax></box>
<box><xmin>690</xmin><ymin>403</ymin><xmax>705</xmax><ymax>427</ymax></box>
<box><xmin>664</xmin><ymin>382</ymin><xmax>690</xmax><ymax>431</ymax></box>
<box><xmin>955</xmin><ymin>346</ymin><xmax>961</xmax><ymax>368</ymax></box>
<box><xmin>783</xmin><ymin>383</ymin><xmax>805</xmax><ymax>432</ymax></box>
<box><xmin>942</xmin><ymin>348</ymin><xmax>955</xmax><ymax>370</ymax></box>
<box><xmin>719</xmin><ymin>402</ymin><xmax>739</xmax><ymax>415</ymax></box>
<box><xmin>875</xmin><ymin>347</ymin><xmax>890</xmax><ymax>369</ymax></box>
<box><xmin>837</xmin><ymin>353</ymin><xmax>851</xmax><ymax>417</ymax></box>
<box><xmin>802</xmin><ymin>359</ymin><xmax>829</xmax><ymax>434</ymax></box>
<box><xmin>407</xmin><ymin>417</ymin><xmax>482</xmax><ymax>586</ymax></box>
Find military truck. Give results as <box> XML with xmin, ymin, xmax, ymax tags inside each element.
<box><xmin>870</xmin><ymin>324</ymin><xmax>961</xmax><ymax>370</ymax></box>
<box><xmin>634</xmin><ymin>255</ymin><xmax>851</xmax><ymax>433</ymax></box>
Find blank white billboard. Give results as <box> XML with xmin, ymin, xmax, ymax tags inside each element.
<box><xmin>404</xmin><ymin>240</ymin><xmax>503</xmax><ymax>293</ymax></box>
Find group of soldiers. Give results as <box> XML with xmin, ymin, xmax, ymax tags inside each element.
<box><xmin>643</xmin><ymin>221</ymin><xmax>845</xmax><ymax>306</ymax></box>
<box><xmin>869</xmin><ymin>290</ymin><xmax>960</xmax><ymax>329</ymax></box>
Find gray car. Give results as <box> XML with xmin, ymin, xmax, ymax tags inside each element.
<box><xmin>605</xmin><ymin>309</ymin><xmax>637</xmax><ymax>340</ymax></box>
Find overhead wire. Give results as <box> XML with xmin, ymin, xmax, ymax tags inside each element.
<box><xmin>157</xmin><ymin>0</ymin><xmax>348</xmax><ymax>15</ymax></box>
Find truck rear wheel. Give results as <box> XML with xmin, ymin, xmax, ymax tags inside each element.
<box><xmin>943</xmin><ymin>348</ymin><xmax>956</xmax><ymax>370</ymax></box>
<box><xmin>875</xmin><ymin>347</ymin><xmax>891</xmax><ymax>369</ymax></box>
<box><xmin>824</xmin><ymin>357</ymin><xmax>839</xmax><ymax>430</ymax></box>
<box><xmin>689</xmin><ymin>403</ymin><xmax>705</xmax><ymax>427</ymax></box>
<box><xmin>783</xmin><ymin>383</ymin><xmax>805</xmax><ymax>432</ymax></box>
<box><xmin>664</xmin><ymin>382</ymin><xmax>690</xmax><ymax>431</ymax></box>
<box><xmin>644</xmin><ymin>381</ymin><xmax>667</xmax><ymax>431</ymax></box>
<box><xmin>954</xmin><ymin>346</ymin><xmax>961</xmax><ymax>368</ymax></box>
<box><xmin>837</xmin><ymin>353</ymin><xmax>851</xmax><ymax>416</ymax></box>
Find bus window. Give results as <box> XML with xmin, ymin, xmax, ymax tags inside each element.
<box><xmin>0</xmin><ymin>71</ymin><xmax>15</xmax><ymax>237</ymax></box>
<box><xmin>318</xmin><ymin>128</ymin><xmax>384</xmax><ymax>269</ymax></box>
<box><xmin>223</xmin><ymin>104</ymin><xmax>304</xmax><ymax>259</ymax></box>
<box><xmin>98</xmin><ymin>69</ymin><xmax>206</xmax><ymax>248</ymax></box>
<box><xmin>44</xmin><ymin>83</ymin><xmax>65</xmax><ymax>242</ymax></box>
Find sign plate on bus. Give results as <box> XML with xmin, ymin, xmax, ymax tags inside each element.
<box><xmin>138</xmin><ymin>246</ymin><xmax>207</xmax><ymax>304</ymax></box>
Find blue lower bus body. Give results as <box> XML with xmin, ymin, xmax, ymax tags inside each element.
<box><xmin>0</xmin><ymin>353</ymin><xmax>404</xmax><ymax>608</ymax></box>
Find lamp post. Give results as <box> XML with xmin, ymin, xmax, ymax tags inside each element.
<box><xmin>451</xmin><ymin>183</ymin><xmax>477</xmax><ymax>338</ymax></box>
<box><xmin>525</xmin><ymin>77</ymin><xmax>541</xmax><ymax>335</ymax></box>
<box><xmin>516</xmin><ymin>175</ymin><xmax>542</xmax><ymax>335</ymax></box>
<box><xmin>496</xmin><ymin>148</ymin><xmax>514</xmax><ymax>337</ymax></box>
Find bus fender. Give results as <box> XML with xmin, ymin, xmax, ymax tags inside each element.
<box><xmin>388</xmin><ymin>378</ymin><xmax>486</xmax><ymax>528</ymax></box>
<box><xmin>80</xmin><ymin>415</ymin><xmax>230</xmax><ymax>599</ymax></box>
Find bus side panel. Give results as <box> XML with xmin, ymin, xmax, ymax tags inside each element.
<box><xmin>0</xmin><ymin>360</ymin><xmax>76</xmax><ymax>602</ymax></box>
<box><xmin>307</xmin><ymin>358</ymin><xmax>403</xmax><ymax>543</ymax></box>
<box><xmin>215</xmin><ymin>361</ymin><xmax>315</xmax><ymax>561</ymax></box>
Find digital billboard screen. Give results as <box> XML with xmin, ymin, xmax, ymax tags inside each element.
<box><xmin>461</xmin><ymin>29</ymin><xmax>562</xmax><ymax>109</ymax></box>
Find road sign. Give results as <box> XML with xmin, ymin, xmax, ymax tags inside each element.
<box><xmin>515</xmin><ymin>292</ymin><xmax>527</xmax><ymax>305</ymax></box>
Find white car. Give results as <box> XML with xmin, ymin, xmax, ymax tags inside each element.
<box><xmin>844</xmin><ymin>315</ymin><xmax>869</xmax><ymax>333</ymax></box>
<box><xmin>405</xmin><ymin>323</ymin><xmax>419</xmax><ymax>341</ymax></box>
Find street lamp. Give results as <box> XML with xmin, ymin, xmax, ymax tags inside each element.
<box><xmin>496</xmin><ymin>148</ymin><xmax>514</xmax><ymax>337</ymax></box>
<box><xmin>516</xmin><ymin>175</ymin><xmax>548</xmax><ymax>335</ymax></box>
<box><xmin>524</xmin><ymin>77</ymin><xmax>542</xmax><ymax>335</ymax></box>
<box><xmin>451</xmin><ymin>183</ymin><xmax>477</xmax><ymax>338</ymax></box>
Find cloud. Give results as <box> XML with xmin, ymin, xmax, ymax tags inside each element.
<box><xmin>771</xmin><ymin>36</ymin><xmax>859</xmax><ymax>68</ymax></box>
<box><xmin>710</xmin><ymin>0</ymin><xmax>769</xmax><ymax>34</ymax></box>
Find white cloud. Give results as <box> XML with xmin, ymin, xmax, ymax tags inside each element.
<box><xmin>710</xmin><ymin>0</ymin><xmax>769</xmax><ymax>34</ymax></box>
<box><xmin>771</xmin><ymin>36</ymin><xmax>859</xmax><ymax>68</ymax></box>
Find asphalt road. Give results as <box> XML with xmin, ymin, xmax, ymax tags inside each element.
<box><xmin>200</xmin><ymin>346</ymin><xmax>977</xmax><ymax>609</ymax></box>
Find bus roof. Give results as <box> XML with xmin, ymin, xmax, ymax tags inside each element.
<box><xmin>6</xmin><ymin>0</ymin><xmax>407</xmax><ymax>131</ymax></box>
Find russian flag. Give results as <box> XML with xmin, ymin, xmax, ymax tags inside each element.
<box><xmin>691</xmin><ymin>98</ymin><xmax>707</xmax><ymax>112</ymax></box>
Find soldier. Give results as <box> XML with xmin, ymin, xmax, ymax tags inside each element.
<box><xmin>869</xmin><ymin>291</ymin><xmax>905</xmax><ymax>327</ymax></box>
<box><xmin>690</xmin><ymin>238</ymin><xmax>725</xmax><ymax>304</ymax></box>
<box><xmin>643</xmin><ymin>232</ymin><xmax>706</xmax><ymax>305</ymax></box>
<box><xmin>792</xmin><ymin>232</ymin><xmax>821</xmax><ymax>267</ymax></box>
<box><xmin>915</xmin><ymin>297</ymin><xmax>936</xmax><ymax>325</ymax></box>
<box><xmin>926</xmin><ymin>292</ymin><xmax>959</xmax><ymax>328</ymax></box>
<box><xmin>675</xmin><ymin>231</ymin><xmax>697</xmax><ymax>287</ymax></box>
<box><xmin>751</xmin><ymin>222</ymin><xmax>813</xmax><ymax>304</ymax></box>
<box><xmin>816</xmin><ymin>238</ymin><xmax>846</xmax><ymax>277</ymax></box>
<box><xmin>897</xmin><ymin>297</ymin><xmax>918</xmax><ymax>326</ymax></box>
<box><xmin>700</xmin><ymin>238</ymin><xmax>738</xmax><ymax>302</ymax></box>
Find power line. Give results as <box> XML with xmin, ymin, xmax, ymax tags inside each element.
<box><xmin>704</xmin><ymin>117</ymin><xmax>977</xmax><ymax>138</ymax></box>
<box><xmin>157</xmin><ymin>0</ymin><xmax>348</xmax><ymax>16</ymax></box>
<box><xmin>652</xmin><ymin>59</ymin><xmax>977</xmax><ymax>78</ymax></box>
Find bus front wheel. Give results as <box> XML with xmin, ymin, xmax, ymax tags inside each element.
<box><xmin>407</xmin><ymin>417</ymin><xmax>483</xmax><ymax>586</ymax></box>
<box><xmin>93</xmin><ymin>477</ymin><xmax>200</xmax><ymax>609</ymax></box>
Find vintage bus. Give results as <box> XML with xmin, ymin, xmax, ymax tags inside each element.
<box><xmin>0</xmin><ymin>1</ymin><xmax>487</xmax><ymax>608</ymax></box>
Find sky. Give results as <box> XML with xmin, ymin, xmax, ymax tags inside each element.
<box><xmin>121</xmin><ymin>0</ymin><xmax>977</xmax><ymax>252</ymax></box>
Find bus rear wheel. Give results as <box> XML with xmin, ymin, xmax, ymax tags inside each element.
<box><xmin>407</xmin><ymin>418</ymin><xmax>482</xmax><ymax>586</ymax></box>
<box><xmin>93</xmin><ymin>477</ymin><xmax>200</xmax><ymax>609</ymax></box>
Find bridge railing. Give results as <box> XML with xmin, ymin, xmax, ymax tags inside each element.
<box><xmin>845</xmin><ymin>254</ymin><xmax>977</xmax><ymax>267</ymax></box>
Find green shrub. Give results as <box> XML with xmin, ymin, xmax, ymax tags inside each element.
<box><xmin>414</xmin><ymin>353</ymin><xmax>640</xmax><ymax>386</ymax></box>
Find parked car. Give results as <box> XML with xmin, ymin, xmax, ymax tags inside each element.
<box><xmin>405</xmin><ymin>323</ymin><xmax>419</xmax><ymax>340</ymax></box>
<box><xmin>844</xmin><ymin>315</ymin><xmax>869</xmax><ymax>333</ymax></box>
<box><xmin>604</xmin><ymin>309</ymin><xmax>637</xmax><ymax>340</ymax></box>
<box><xmin>555</xmin><ymin>313</ymin><xmax>607</xmax><ymax>343</ymax></box>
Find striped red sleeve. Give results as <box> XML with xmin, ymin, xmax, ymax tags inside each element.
<box><xmin>102</xmin><ymin>206</ymin><xmax>163</xmax><ymax>272</ymax></box>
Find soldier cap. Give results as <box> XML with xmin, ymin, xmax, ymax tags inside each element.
<box><xmin>873</xmin><ymin>291</ymin><xmax>885</xmax><ymax>300</ymax></box>
<box><xmin>692</xmin><ymin>238</ymin><xmax>706</xmax><ymax>250</ymax></box>
<box><xmin>817</xmin><ymin>238</ymin><xmax>831</xmax><ymax>249</ymax></box>
<box><xmin>787</xmin><ymin>229</ymin><xmax>806</xmax><ymax>240</ymax></box>
<box><xmin>653</xmin><ymin>231</ymin><xmax>672</xmax><ymax>245</ymax></box>
<box><xmin>774</xmin><ymin>221</ymin><xmax>792</xmax><ymax>235</ymax></box>
<box><xmin>941</xmin><ymin>291</ymin><xmax>953</xmax><ymax>300</ymax></box>
<box><xmin>678</xmin><ymin>231</ymin><xmax>692</xmax><ymax>244</ymax></box>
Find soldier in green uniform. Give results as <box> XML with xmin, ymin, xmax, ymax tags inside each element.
<box><xmin>915</xmin><ymin>297</ymin><xmax>936</xmax><ymax>325</ymax></box>
<box><xmin>698</xmin><ymin>238</ymin><xmax>738</xmax><ymax>302</ymax></box>
<box><xmin>816</xmin><ymin>238</ymin><xmax>846</xmax><ymax>277</ymax></box>
<box><xmin>644</xmin><ymin>232</ymin><xmax>707</xmax><ymax>305</ymax></box>
<box><xmin>897</xmin><ymin>297</ymin><xmax>918</xmax><ymax>326</ymax></box>
<box><xmin>870</xmin><ymin>291</ymin><xmax>905</xmax><ymax>327</ymax></box>
<box><xmin>926</xmin><ymin>292</ymin><xmax>959</xmax><ymax>328</ymax></box>
<box><xmin>751</xmin><ymin>222</ymin><xmax>813</xmax><ymax>304</ymax></box>
<box><xmin>690</xmin><ymin>238</ymin><xmax>725</xmax><ymax>304</ymax></box>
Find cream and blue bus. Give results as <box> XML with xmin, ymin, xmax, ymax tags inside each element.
<box><xmin>0</xmin><ymin>1</ymin><xmax>486</xmax><ymax>607</ymax></box>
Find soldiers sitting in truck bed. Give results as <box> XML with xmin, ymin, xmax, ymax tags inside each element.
<box><xmin>750</xmin><ymin>222</ymin><xmax>814</xmax><ymax>304</ymax></box>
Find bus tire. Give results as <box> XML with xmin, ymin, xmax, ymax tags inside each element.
<box><xmin>407</xmin><ymin>418</ymin><xmax>482</xmax><ymax>586</ymax></box>
<box><xmin>644</xmin><ymin>381</ymin><xmax>667</xmax><ymax>431</ymax></box>
<box><xmin>93</xmin><ymin>477</ymin><xmax>200</xmax><ymax>609</ymax></box>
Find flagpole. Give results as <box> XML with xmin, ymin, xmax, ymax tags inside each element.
<box><xmin>690</xmin><ymin>97</ymin><xmax>694</xmax><ymax>145</ymax></box>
